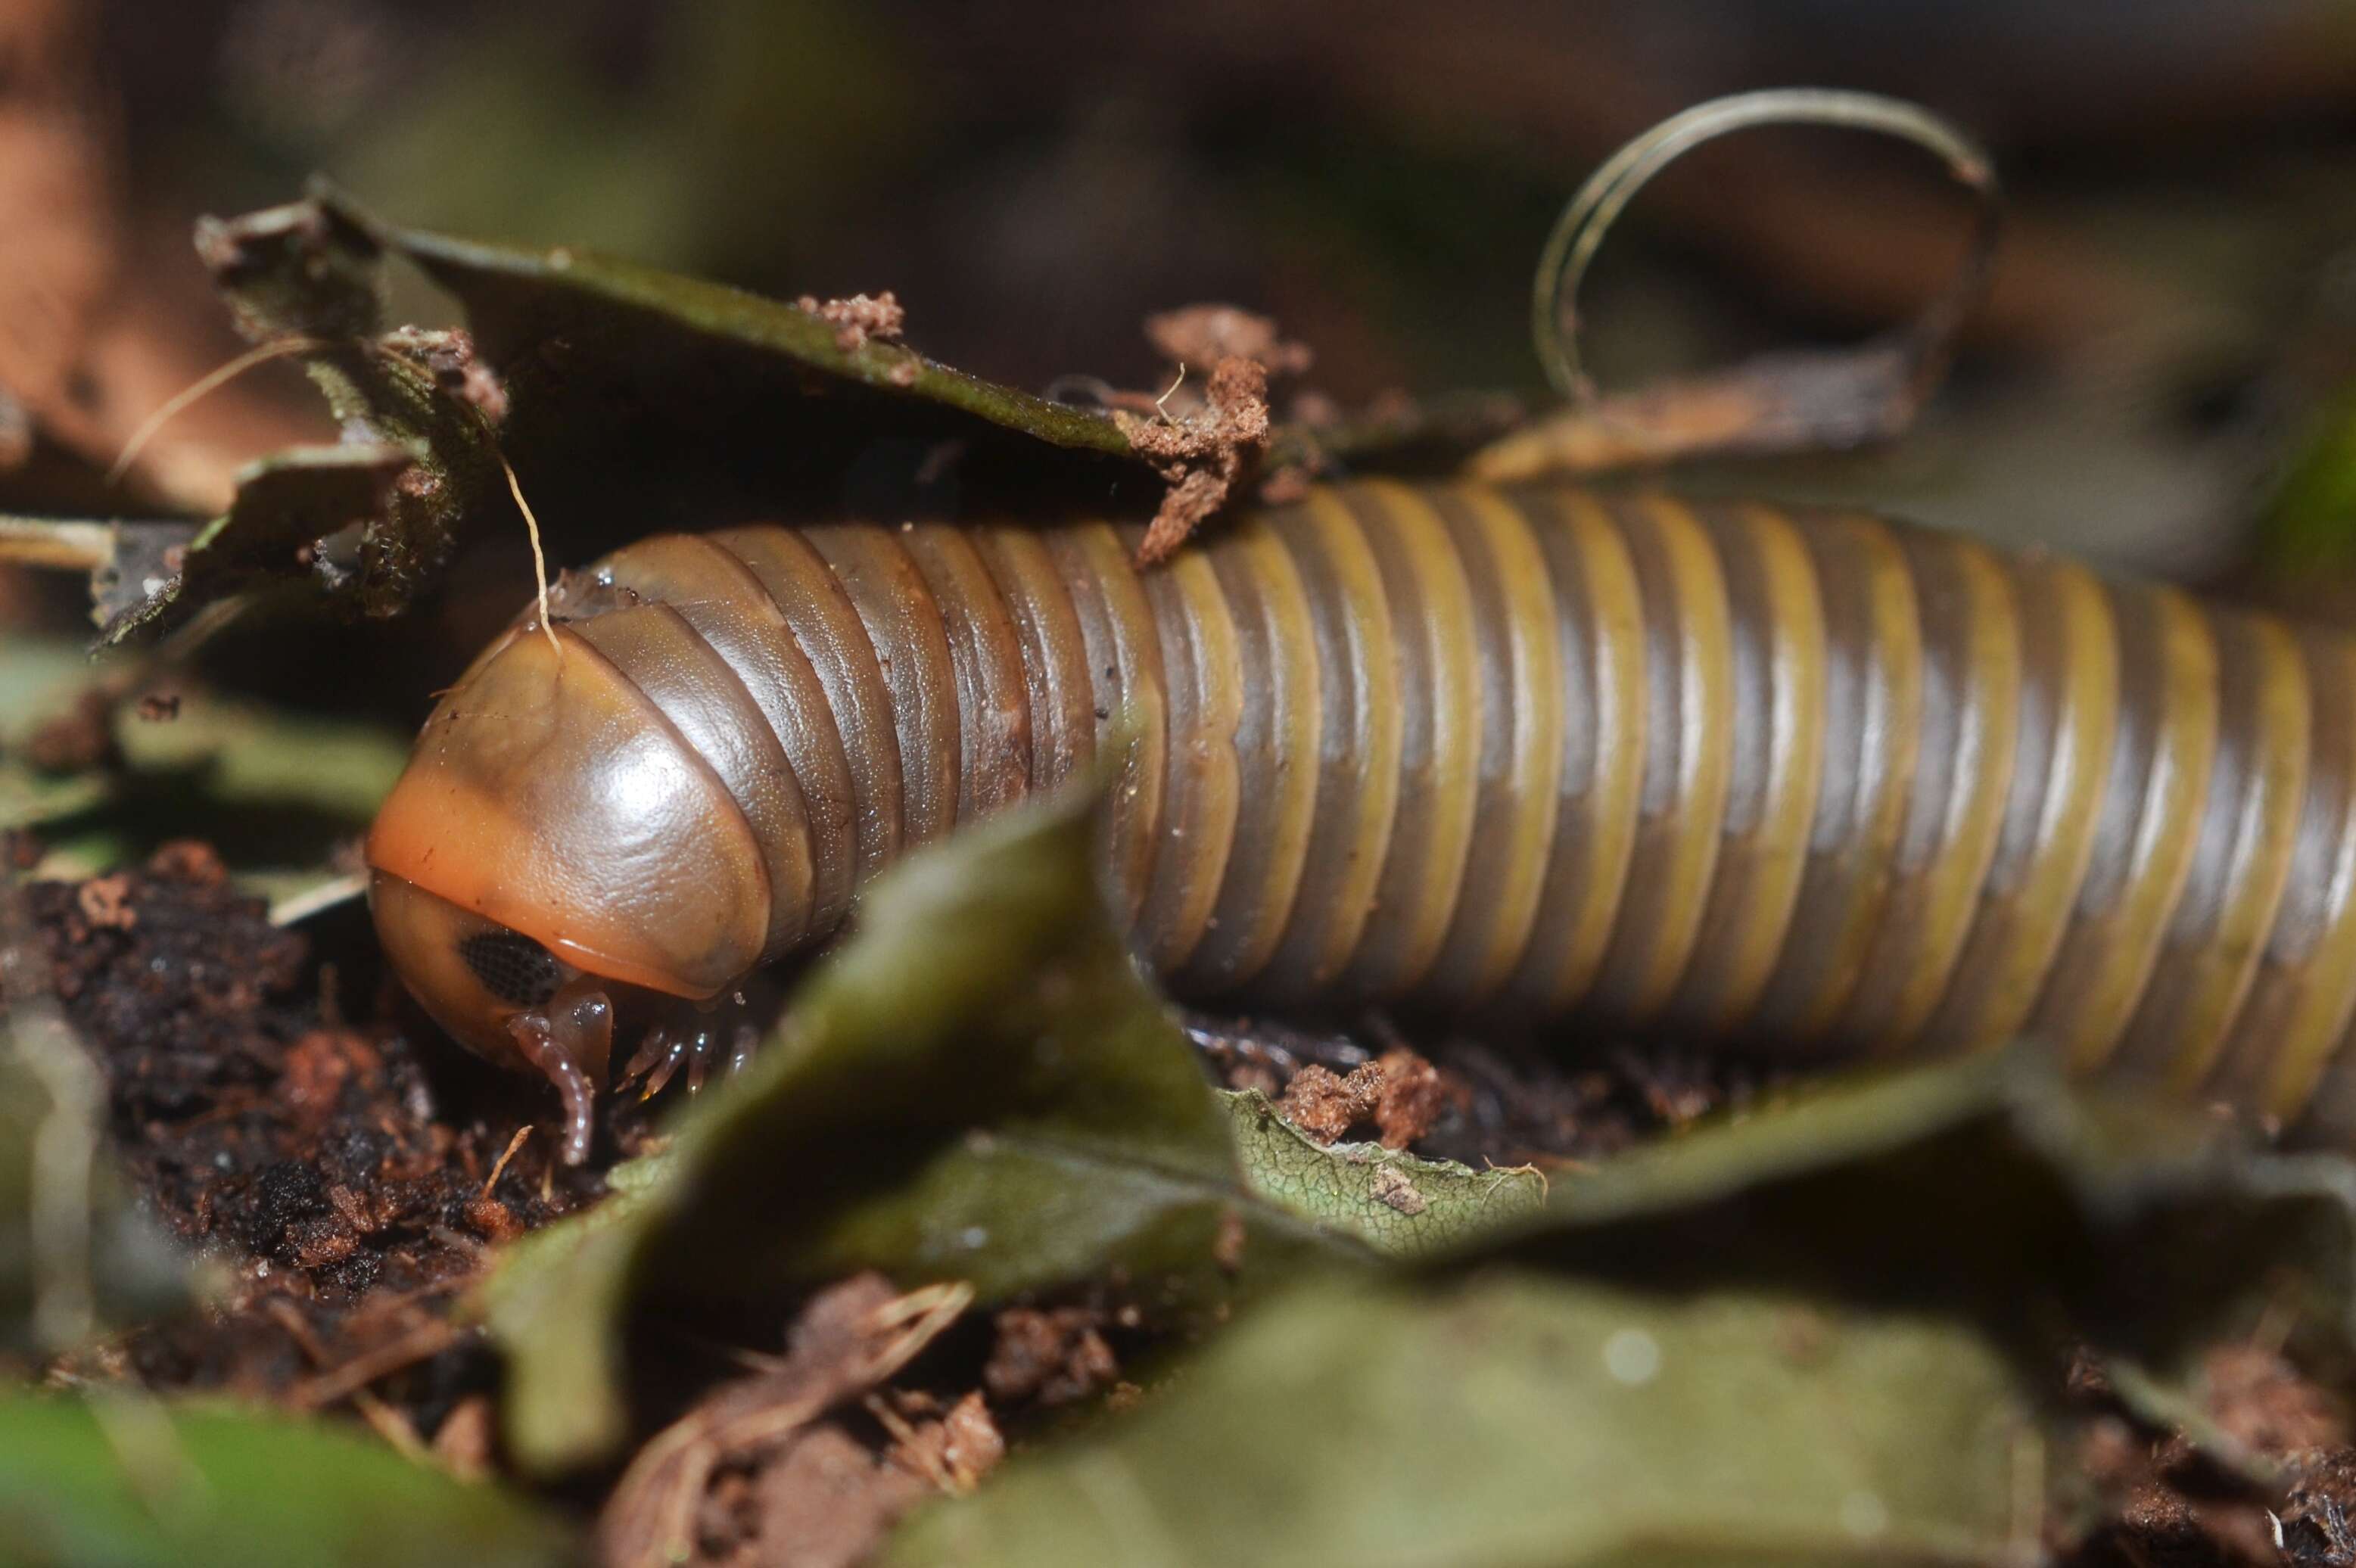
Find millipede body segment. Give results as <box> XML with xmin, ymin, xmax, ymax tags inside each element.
<box><xmin>366</xmin><ymin>481</ymin><xmax>2356</xmax><ymax>1157</ymax></box>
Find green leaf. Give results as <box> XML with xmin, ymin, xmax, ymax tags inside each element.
<box><xmin>353</xmin><ymin>191</ymin><xmax>1138</xmax><ymax>462</ymax></box>
<box><xmin>325</xmin><ymin>182</ymin><xmax>1172</xmax><ymax>552</ymax></box>
<box><xmin>2260</xmin><ymin>378</ymin><xmax>2356</xmax><ymax>575</ymax></box>
<box><xmin>885</xmin><ymin>1050</ymin><xmax>2356</xmax><ymax>1563</ymax></box>
<box><xmin>0</xmin><ymin>1394</ymin><xmax>576</xmax><ymax>1568</ymax></box>
<box><xmin>0</xmin><ymin>639</ymin><xmax>110</xmax><ymax>832</ymax></box>
<box><xmin>884</xmin><ymin>1274</ymin><xmax>2041</xmax><ymax>1568</ymax></box>
<box><xmin>1222</xmin><ymin>1089</ymin><xmax>1546</xmax><ymax>1257</ymax></box>
<box><xmin>1463</xmin><ymin>1047</ymin><xmax>2356</xmax><ymax>1386</ymax></box>
<box><xmin>88</xmin><ymin>182</ymin><xmax>1186</xmax><ymax>646</ymax></box>
<box><xmin>0</xmin><ymin>1012</ymin><xmax>193</xmax><ymax>1352</ymax></box>
<box><xmin>479</xmin><ymin>787</ymin><xmax>1367</xmax><ymax>1474</ymax></box>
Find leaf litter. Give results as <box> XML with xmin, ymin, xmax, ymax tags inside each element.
<box><xmin>10</xmin><ymin>178</ymin><xmax>2356</xmax><ymax>1568</ymax></box>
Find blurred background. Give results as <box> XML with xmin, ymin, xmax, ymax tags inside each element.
<box><xmin>11</xmin><ymin>0</ymin><xmax>2356</xmax><ymax>664</ymax></box>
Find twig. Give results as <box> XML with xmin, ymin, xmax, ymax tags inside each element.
<box><xmin>266</xmin><ymin>1299</ymin><xmax>431</xmax><ymax>1461</ymax></box>
<box><xmin>295</xmin><ymin>1317</ymin><xmax>465</xmax><ymax>1409</ymax></box>
<box><xmin>1480</xmin><ymin>87</ymin><xmax>2000</xmax><ymax>481</ymax></box>
<box><xmin>0</xmin><ymin>516</ymin><xmax>116</xmax><ymax>572</ymax></box>
<box><xmin>267</xmin><ymin>873</ymin><xmax>368</xmax><ymax>929</ymax></box>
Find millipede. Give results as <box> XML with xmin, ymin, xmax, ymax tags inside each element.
<box><xmin>365</xmin><ymin>479</ymin><xmax>2356</xmax><ymax>1162</ymax></box>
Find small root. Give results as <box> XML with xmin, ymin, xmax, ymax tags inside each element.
<box><xmin>107</xmin><ymin>337</ymin><xmax>336</xmax><ymax>486</ymax></box>
<box><xmin>494</xmin><ymin>450</ymin><xmax>560</xmax><ymax>661</ymax></box>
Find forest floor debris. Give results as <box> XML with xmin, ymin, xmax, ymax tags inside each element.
<box><xmin>14</xmin><ymin>843</ymin><xmax>2356</xmax><ymax>1565</ymax></box>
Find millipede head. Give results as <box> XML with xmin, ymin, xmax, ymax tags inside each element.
<box><xmin>365</xmin><ymin>617</ymin><xmax>777</xmax><ymax>1162</ymax></box>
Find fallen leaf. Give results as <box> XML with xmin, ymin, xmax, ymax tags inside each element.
<box><xmin>0</xmin><ymin>1393</ymin><xmax>576</xmax><ymax>1568</ymax></box>
<box><xmin>885</xmin><ymin>1274</ymin><xmax>2043</xmax><ymax>1567</ymax></box>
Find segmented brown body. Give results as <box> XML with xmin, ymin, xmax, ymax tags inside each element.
<box><xmin>383</xmin><ymin>480</ymin><xmax>2356</xmax><ymax>1138</ymax></box>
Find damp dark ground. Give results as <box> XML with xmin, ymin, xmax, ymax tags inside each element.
<box><xmin>11</xmin><ymin>845</ymin><xmax>2356</xmax><ymax>1565</ymax></box>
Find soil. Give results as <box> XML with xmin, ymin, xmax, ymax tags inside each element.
<box><xmin>2065</xmin><ymin>1342</ymin><xmax>2356</xmax><ymax>1566</ymax></box>
<box><xmin>20</xmin><ymin>844</ymin><xmax>599</xmax><ymax>1430</ymax></box>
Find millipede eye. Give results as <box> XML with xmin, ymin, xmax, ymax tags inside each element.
<box><xmin>457</xmin><ymin>930</ymin><xmax>563</xmax><ymax>1006</ymax></box>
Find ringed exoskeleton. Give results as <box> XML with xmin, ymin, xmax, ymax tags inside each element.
<box><xmin>368</xmin><ymin>481</ymin><xmax>2356</xmax><ymax>1161</ymax></box>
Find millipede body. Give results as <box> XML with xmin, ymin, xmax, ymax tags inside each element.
<box><xmin>366</xmin><ymin>480</ymin><xmax>2356</xmax><ymax>1159</ymax></box>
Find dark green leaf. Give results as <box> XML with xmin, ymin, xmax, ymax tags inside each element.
<box><xmin>885</xmin><ymin>1273</ymin><xmax>2042</xmax><ymax>1568</ymax></box>
<box><xmin>1459</xmin><ymin>1048</ymin><xmax>2356</xmax><ymax>1386</ymax></box>
<box><xmin>94</xmin><ymin>184</ymin><xmax>1185</xmax><ymax>646</ymax></box>
<box><xmin>313</xmin><ymin>183</ymin><xmax>1175</xmax><ymax>548</ymax></box>
<box><xmin>887</xmin><ymin>1051</ymin><xmax>2356</xmax><ymax>1563</ymax></box>
<box><xmin>356</xmin><ymin>194</ymin><xmax>1135</xmax><ymax>460</ymax></box>
<box><xmin>0</xmin><ymin>1394</ymin><xmax>576</xmax><ymax>1568</ymax></box>
<box><xmin>480</xmin><ymin>788</ymin><xmax>1367</xmax><ymax>1473</ymax></box>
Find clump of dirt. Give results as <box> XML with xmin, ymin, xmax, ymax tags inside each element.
<box><xmin>692</xmin><ymin>1424</ymin><xmax>927</xmax><ymax>1568</ymax></box>
<box><xmin>798</xmin><ymin>291</ymin><xmax>906</xmax><ymax>354</ymax></box>
<box><xmin>1271</xmin><ymin>1048</ymin><xmax>1452</xmax><ymax>1150</ymax></box>
<box><xmin>1118</xmin><ymin>353</ymin><xmax>1271</xmax><ymax>565</ymax></box>
<box><xmin>2204</xmin><ymin>1342</ymin><xmax>2351</xmax><ymax>1459</ymax></box>
<box><xmin>2280</xmin><ymin>1452</ymin><xmax>2356</xmax><ymax>1566</ymax></box>
<box><xmin>378</xmin><ymin>325</ymin><xmax>508</xmax><ymax>426</ymax></box>
<box><xmin>877</xmin><ymin>1389</ymin><xmax>1003</xmax><ymax>1494</ymax></box>
<box><xmin>2067</xmin><ymin>1414</ymin><xmax>2283</xmax><ymax>1568</ymax></box>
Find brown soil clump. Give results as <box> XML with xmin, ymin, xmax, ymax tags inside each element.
<box><xmin>1271</xmin><ymin>1050</ymin><xmax>1450</xmax><ymax>1150</ymax></box>
<box><xmin>984</xmin><ymin>1306</ymin><xmax>1119</xmax><ymax>1409</ymax></box>
<box><xmin>1119</xmin><ymin>354</ymin><xmax>1271</xmax><ymax>565</ymax></box>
